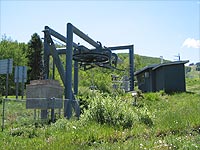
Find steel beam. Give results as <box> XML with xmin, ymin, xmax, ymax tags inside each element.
<box><xmin>45</xmin><ymin>26</ymin><xmax>79</xmax><ymax>48</ymax></box>
<box><xmin>72</xmin><ymin>23</ymin><xmax>99</xmax><ymax>48</ymax></box>
<box><xmin>45</xmin><ymin>32</ymin><xmax>65</xmax><ymax>84</ymax></box>
<box><xmin>129</xmin><ymin>45</ymin><xmax>134</xmax><ymax>91</ymax></box>
<box><xmin>43</xmin><ymin>33</ymin><xmax>49</xmax><ymax>79</ymax></box>
<box><xmin>108</xmin><ymin>45</ymin><xmax>134</xmax><ymax>91</ymax></box>
<box><xmin>44</xmin><ymin>24</ymin><xmax>134</xmax><ymax>120</ymax></box>
<box><xmin>56</xmin><ymin>48</ymin><xmax>66</xmax><ymax>54</ymax></box>
<box><xmin>108</xmin><ymin>45</ymin><xmax>133</xmax><ymax>51</ymax></box>
<box><xmin>74</xmin><ymin>61</ymin><xmax>78</xmax><ymax>95</ymax></box>
<box><xmin>64</xmin><ymin>23</ymin><xmax>73</xmax><ymax>118</ymax></box>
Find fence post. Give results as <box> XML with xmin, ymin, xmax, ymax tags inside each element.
<box><xmin>1</xmin><ymin>99</ymin><xmax>5</xmax><ymax>131</ymax></box>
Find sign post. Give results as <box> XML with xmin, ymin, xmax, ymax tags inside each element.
<box><xmin>14</xmin><ymin>66</ymin><xmax>27</xmax><ymax>99</ymax></box>
<box><xmin>0</xmin><ymin>59</ymin><xmax>13</xmax><ymax>98</ymax></box>
<box><xmin>0</xmin><ymin>59</ymin><xmax>13</xmax><ymax>131</ymax></box>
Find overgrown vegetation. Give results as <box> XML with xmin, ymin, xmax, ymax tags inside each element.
<box><xmin>0</xmin><ymin>79</ymin><xmax>199</xmax><ymax>149</ymax></box>
<box><xmin>0</xmin><ymin>35</ymin><xmax>199</xmax><ymax>149</ymax></box>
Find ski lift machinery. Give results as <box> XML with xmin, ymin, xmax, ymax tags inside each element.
<box><xmin>43</xmin><ymin>23</ymin><xmax>134</xmax><ymax>119</ymax></box>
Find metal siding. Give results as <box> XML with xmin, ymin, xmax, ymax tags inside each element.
<box><xmin>152</xmin><ymin>71</ymin><xmax>156</xmax><ymax>92</ymax></box>
<box><xmin>136</xmin><ymin>61</ymin><xmax>187</xmax><ymax>93</ymax></box>
<box><xmin>136</xmin><ymin>69</ymin><xmax>153</xmax><ymax>92</ymax></box>
<box><xmin>144</xmin><ymin>75</ymin><xmax>149</xmax><ymax>92</ymax></box>
<box><xmin>149</xmin><ymin>70</ymin><xmax>154</xmax><ymax>92</ymax></box>
<box><xmin>145</xmin><ymin>70</ymin><xmax>151</xmax><ymax>92</ymax></box>
<box><xmin>137</xmin><ymin>73</ymin><xmax>145</xmax><ymax>92</ymax></box>
<box><xmin>164</xmin><ymin>64</ymin><xmax>185</xmax><ymax>92</ymax></box>
<box><xmin>155</xmin><ymin>67</ymin><xmax>165</xmax><ymax>91</ymax></box>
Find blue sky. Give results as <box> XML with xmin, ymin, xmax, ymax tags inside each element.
<box><xmin>1</xmin><ymin>0</ymin><xmax>200</xmax><ymax>64</ymax></box>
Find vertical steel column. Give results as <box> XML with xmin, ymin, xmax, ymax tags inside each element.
<box><xmin>64</xmin><ymin>23</ymin><xmax>73</xmax><ymax>118</ymax></box>
<box><xmin>52</xmin><ymin>59</ymin><xmax>55</xmax><ymax>79</ymax></box>
<box><xmin>42</xmin><ymin>27</ymin><xmax>50</xmax><ymax>119</ymax></box>
<box><xmin>129</xmin><ymin>45</ymin><xmax>134</xmax><ymax>91</ymax></box>
<box><xmin>74</xmin><ymin>61</ymin><xmax>78</xmax><ymax>95</ymax></box>
<box><xmin>44</xmin><ymin>27</ymin><xmax>50</xmax><ymax>79</ymax></box>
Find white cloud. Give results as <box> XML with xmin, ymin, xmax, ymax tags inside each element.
<box><xmin>182</xmin><ymin>38</ymin><xmax>200</xmax><ymax>49</ymax></box>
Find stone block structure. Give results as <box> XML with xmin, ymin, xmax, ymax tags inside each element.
<box><xmin>26</xmin><ymin>80</ymin><xmax>63</xmax><ymax>120</ymax></box>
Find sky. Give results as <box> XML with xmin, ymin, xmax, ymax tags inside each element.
<box><xmin>0</xmin><ymin>0</ymin><xmax>200</xmax><ymax>64</ymax></box>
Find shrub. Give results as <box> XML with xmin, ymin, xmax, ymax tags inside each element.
<box><xmin>144</xmin><ymin>92</ymin><xmax>161</xmax><ymax>101</ymax></box>
<box><xmin>81</xmin><ymin>93</ymin><xmax>138</xmax><ymax>129</ymax></box>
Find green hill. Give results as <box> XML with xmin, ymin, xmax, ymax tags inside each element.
<box><xmin>186</xmin><ymin>65</ymin><xmax>200</xmax><ymax>79</ymax></box>
<box><xmin>138</xmin><ymin>55</ymin><xmax>169</xmax><ymax>69</ymax></box>
<box><xmin>0</xmin><ymin>51</ymin><xmax>200</xmax><ymax>150</ymax></box>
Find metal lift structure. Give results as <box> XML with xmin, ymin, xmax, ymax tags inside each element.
<box><xmin>43</xmin><ymin>23</ymin><xmax>134</xmax><ymax>119</ymax></box>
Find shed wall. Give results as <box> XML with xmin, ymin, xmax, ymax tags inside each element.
<box><xmin>135</xmin><ymin>62</ymin><xmax>187</xmax><ymax>93</ymax></box>
<box><xmin>154</xmin><ymin>67</ymin><xmax>165</xmax><ymax>91</ymax></box>
<box><xmin>164</xmin><ymin>64</ymin><xmax>186</xmax><ymax>92</ymax></box>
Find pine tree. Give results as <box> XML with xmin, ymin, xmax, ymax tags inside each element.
<box><xmin>27</xmin><ymin>33</ymin><xmax>43</xmax><ymax>82</ymax></box>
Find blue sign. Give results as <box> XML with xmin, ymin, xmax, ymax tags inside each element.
<box><xmin>0</xmin><ymin>59</ymin><xmax>13</xmax><ymax>74</ymax></box>
<box><xmin>14</xmin><ymin>66</ymin><xmax>27</xmax><ymax>83</ymax></box>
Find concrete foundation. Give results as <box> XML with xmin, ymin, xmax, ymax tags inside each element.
<box><xmin>26</xmin><ymin>80</ymin><xmax>63</xmax><ymax>120</ymax></box>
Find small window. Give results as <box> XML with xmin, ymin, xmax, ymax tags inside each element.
<box><xmin>137</xmin><ymin>74</ymin><xmax>145</xmax><ymax>86</ymax></box>
<box><xmin>145</xmin><ymin>72</ymin><xmax>149</xmax><ymax>78</ymax></box>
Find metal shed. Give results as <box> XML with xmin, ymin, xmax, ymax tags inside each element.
<box><xmin>134</xmin><ymin>61</ymin><xmax>189</xmax><ymax>93</ymax></box>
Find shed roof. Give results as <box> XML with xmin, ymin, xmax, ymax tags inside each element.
<box><xmin>134</xmin><ymin>60</ymin><xmax>189</xmax><ymax>76</ymax></box>
<box><xmin>152</xmin><ymin>60</ymin><xmax>189</xmax><ymax>70</ymax></box>
<box><xmin>134</xmin><ymin>64</ymin><xmax>157</xmax><ymax>75</ymax></box>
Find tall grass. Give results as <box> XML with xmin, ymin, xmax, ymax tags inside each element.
<box><xmin>0</xmin><ymin>80</ymin><xmax>199</xmax><ymax>149</ymax></box>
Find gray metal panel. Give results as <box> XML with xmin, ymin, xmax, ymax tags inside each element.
<box><xmin>14</xmin><ymin>66</ymin><xmax>27</xmax><ymax>83</ymax></box>
<box><xmin>26</xmin><ymin>98</ymin><xmax>63</xmax><ymax>109</ymax></box>
<box><xmin>0</xmin><ymin>59</ymin><xmax>13</xmax><ymax>74</ymax></box>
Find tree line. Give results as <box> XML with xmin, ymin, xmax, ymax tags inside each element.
<box><xmin>0</xmin><ymin>33</ymin><xmax>145</xmax><ymax>96</ymax></box>
<box><xmin>0</xmin><ymin>33</ymin><xmax>43</xmax><ymax>96</ymax></box>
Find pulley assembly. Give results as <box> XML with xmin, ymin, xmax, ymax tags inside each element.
<box><xmin>73</xmin><ymin>42</ymin><xmax>118</xmax><ymax>70</ymax></box>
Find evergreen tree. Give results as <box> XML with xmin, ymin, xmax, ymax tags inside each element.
<box><xmin>27</xmin><ymin>33</ymin><xmax>43</xmax><ymax>82</ymax></box>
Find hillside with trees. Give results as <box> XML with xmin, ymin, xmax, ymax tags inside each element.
<box><xmin>0</xmin><ymin>34</ymin><xmax>168</xmax><ymax>95</ymax></box>
<box><xmin>1</xmin><ymin>34</ymin><xmax>199</xmax><ymax>96</ymax></box>
<box><xmin>0</xmin><ymin>35</ymin><xmax>199</xmax><ymax>150</ymax></box>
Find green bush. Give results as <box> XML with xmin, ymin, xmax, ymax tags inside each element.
<box><xmin>81</xmin><ymin>93</ymin><xmax>138</xmax><ymax>129</ymax></box>
<box><xmin>144</xmin><ymin>92</ymin><xmax>161</xmax><ymax>101</ymax></box>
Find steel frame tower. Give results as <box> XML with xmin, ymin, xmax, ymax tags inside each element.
<box><xmin>43</xmin><ymin>23</ymin><xmax>134</xmax><ymax>119</ymax></box>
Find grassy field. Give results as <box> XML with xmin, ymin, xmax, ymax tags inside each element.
<box><xmin>0</xmin><ymin>78</ymin><xmax>199</xmax><ymax>150</ymax></box>
<box><xmin>186</xmin><ymin>65</ymin><xmax>200</xmax><ymax>79</ymax></box>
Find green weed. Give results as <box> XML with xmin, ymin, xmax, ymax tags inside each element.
<box><xmin>0</xmin><ymin>85</ymin><xmax>199</xmax><ymax>149</ymax></box>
